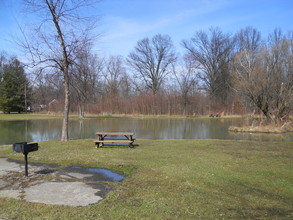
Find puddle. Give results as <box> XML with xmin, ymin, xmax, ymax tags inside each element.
<box><xmin>35</xmin><ymin>169</ymin><xmax>56</xmax><ymax>175</ymax></box>
<box><xmin>63</xmin><ymin>166</ymin><xmax>124</xmax><ymax>182</ymax></box>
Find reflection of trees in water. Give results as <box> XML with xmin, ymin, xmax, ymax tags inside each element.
<box><xmin>92</xmin><ymin>118</ymin><xmax>137</xmax><ymax>136</ymax></box>
<box><xmin>169</xmin><ymin>118</ymin><xmax>232</xmax><ymax>139</ymax></box>
<box><xmin>0</xmin><ymin>121</ymin><xmax>32</xmax><ymax>144</ymax></box>
<box><xmin>46</xmin><ymin>118</ymin><xmax>293</xmax><ymax>141</ymax></box>
<box><xmin>138</xmin><ymin>118</ymin><xmax>223</xmax><ymax>139</ymax></box>
<box><xmin>131</xmin><ymin>118</ymin><xmax>218</xmax><ymax>139</ymax></box>
<box><xmin>69</xmin><ymin>120</ymin><xmax>97</xmax><ymax>139</ymax></box>
<box><xmin>69</xmin><ymin>118</ymin><xmax>139</xmax><ymax>140</ymax></box>
<box><xmin>26</xmin><ymin>120</ymin><xmax>62</xmax><ymax>142</ymax></box>
<box><xmin>205</xmin><ymin>119</ymin><xmax>231</xmax><ymax>139</ymax></box>
<box><xmin>0</xmin><ymin>118</ymin><xmax>291</xmax><ymax>145</ymax></box>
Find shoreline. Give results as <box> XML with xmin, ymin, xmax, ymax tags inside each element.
<box><xmin>0</xmin><ymin>112</ymin><xmax>244</xmax><ymax>121</ymax></box>
<box><xmin>229</xmin><ymin>121</ymin><xmax>293</xmax><ymax>134</ymax></box>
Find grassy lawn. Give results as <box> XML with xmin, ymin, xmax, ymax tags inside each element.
<box><xmin>0</xmin><ymin>113</ymin><xmax>63</xmax><ymax>121</ymax></box>
<box><xmin>0</xmin><ymin>139</ymin><xmax>292</xmax><ymax>219</ymax></box>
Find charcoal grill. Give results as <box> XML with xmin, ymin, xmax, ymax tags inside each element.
<box><xmin>12</xmin><ymin>142</ymin><xmax>39</xmax><ymax>176</ymax></box>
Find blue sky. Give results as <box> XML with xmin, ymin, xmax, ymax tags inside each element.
<box><xmin>0</xmin><ymin>0</ymin><xmax>292</xmax><ymax>58</ymax></box>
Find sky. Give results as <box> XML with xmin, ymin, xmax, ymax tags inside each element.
<box><xmin>0</xmin><ymin>0</ymin><xmax>292</xmax><ymax>58</ymax></box>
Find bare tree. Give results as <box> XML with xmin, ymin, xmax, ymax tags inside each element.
<box><xmin>101</xmin><ymin>55</ymin><xmax>130</xmax><ymax>113</ymax></box>
<box><xmin>233</xmin><ymin>26</ymin><xmax>262</xmax><ymax>113</ymax></box>
<box><xmin>104</xmin><ymin>55</ymin><xmax>125</xmax><ymax>97</ymax></box>
<box><xmin>233</xmin><ymin>28</ymin><xmax>293</xmax><ymax>123</ymax></box>
<box><xmin>70</xmin><ymin>46</ymin><xmax>102</xmax><ymax>118</ymax></box>
<box><xmin>171</xmin><ymin>55</ymin><xmax>198</xmax><ymax>115</ymax></box>
<box><xmin>235</xmin><ymin>26</ymin><xmax>262</xmax><ymax>52</ymax></box>
<box><xmin>33</xmin><ymin>69</ymin><xmax>64</xmax><ymax>107</ymax></box>
<box><xmin>182</xmin><ymin>28</ymin><xmax>235</xmax><ymax>107</ymax></box>
<box><xmin>20</xmin><ymin>0</ymin><xmax>100</xmax><ymax>141</ymax></box>
<box><xmin>127</xmin><ymin>34</ymin><xmax>177</xmax><ymax>95</ymax></box>
<box><xmin>119</xmin><ymin>73</ymin><xmax>133</xmax><ymax>99</ymax></box>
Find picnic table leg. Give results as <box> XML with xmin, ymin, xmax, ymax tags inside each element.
<box><xmin>99</xmin><ymin>135</ymin><xmax>106</xmax><ymax>148</ymax></box>
<box><xmin>129</xmin><ymin>135</ymin><xmax>134</xmax><ymax>148</ymax></box>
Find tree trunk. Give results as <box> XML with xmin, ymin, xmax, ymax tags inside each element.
<box><xmin>47</xmin><ymin>0</ymin><xmax>70</xmax><ymax>141</ymax></box>
<box><xmin>261</xmin><ymin>108</ymin><xmax>274</xmax><ymax>124</ymax></box>
<box><xmin>78</xmin><ymin>102</ymin><xmax>84</xmax><ymax>119</ymax></box>
<box><xmin>61</xmin><ymin>69</ymin><xmax>70</xmax><ymax>141</ymax></box>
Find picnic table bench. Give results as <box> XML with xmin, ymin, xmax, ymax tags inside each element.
<box><xmin>94</xmin><ymin>132</ymin><xmax>135</xmax><ymax>148</ymax></box>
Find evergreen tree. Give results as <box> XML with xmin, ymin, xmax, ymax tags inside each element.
<box><xmin>0</xmin><ymin>58</ymin><xmax>31</xmax><ymax>113</ymax></box>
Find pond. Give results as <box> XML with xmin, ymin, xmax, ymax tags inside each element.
<box><xmin>0</xmin><ymin>117</ymin><xmax>292</xmax><ymax>145</ymax></box>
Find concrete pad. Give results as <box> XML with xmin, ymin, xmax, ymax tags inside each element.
<box><xmin>0</xmin><ymin>158</ymin><xmax>20</xmax><ymax>175</ymax></box>
<box><xmin>0</xmin><ymin>189</ymin><xmax>21</xmax><ymax>199</ymax></box>
<box><xmin>0</xmin><ymin>158</ymin><xmax>116</xmax><ymax>207</ymax></box>
<box><xmin>0</xmin><ymin>180</ymin><xmax>8</xmax><ymax>188</ymax></box>
<box><xmin>24</xmin><ymin>182</ymin><xmax>103</xmax><ymax>206</ymax></box>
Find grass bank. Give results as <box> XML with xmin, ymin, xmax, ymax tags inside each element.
<box><xmin>0</xmin><ymin>112</ymin><xmax>243</xmax><ymax>121</ymax></box>
<box><xmin>0</xmin><ymin>113</ymin><xmax>121</xmax><ymax>121</ymax></box>
<box><xmin>0</xmin><ymin>113</ymin><xmax>63</xmax><ymax>121</ymax></box>
<box><xmin>229</xmin><ymin>121</ymin><xmax>293</xmax><ymax>133</ymax></box>
<box><xmin>0</xmin><ymin>139</ymin><xmax>292</xmax><ymax>219</ymax></box>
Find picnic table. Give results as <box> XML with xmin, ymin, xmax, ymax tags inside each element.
<box><xmin>94</xmin><ymin>132</ymin><xmax>135</xmax><ymax>148</ymax></box>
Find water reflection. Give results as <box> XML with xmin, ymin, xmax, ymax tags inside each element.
<box><xmin>0</xmin><ymin>121</ymin><xmax>31</xmax><ymax>143</ymax></box>
<box><xmin>65</xmin><ymin>166</ymin><xmax>124</xmax><ymax>182</ymax></box>
<box><xmin>0</xmin><ymin>118</ymin><xmax>292</xmax><ymax>145</ymax></box>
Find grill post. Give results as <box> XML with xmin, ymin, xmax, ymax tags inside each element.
<box><xmin>24</xmin><ymin>153</ymin><xmax>28</xmax><ymax>176</ymax></box>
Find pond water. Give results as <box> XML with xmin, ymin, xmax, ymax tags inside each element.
<box><xmin>0</xmin><ymin>117</ymin><xmax>292</xmax><ymax>145</ymax></box>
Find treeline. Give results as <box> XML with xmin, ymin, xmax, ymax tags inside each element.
<box><xmin>1</xmin><ymin>27</ymin><xmax>292</xmax><ymax>123</ymax></box>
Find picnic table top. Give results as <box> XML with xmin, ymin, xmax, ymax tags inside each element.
<box><xmin>96</xmin><ymin>132</ymin><xmax>134</xmax><ymax>136</ymax></box>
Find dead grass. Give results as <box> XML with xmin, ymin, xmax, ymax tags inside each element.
<box><xmin>229</xmin><ymin>121</ymin><xmax>293</xmax><ymax>133</ymax></box>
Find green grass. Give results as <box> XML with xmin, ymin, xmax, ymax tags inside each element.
<box><xmin>0</xmin><ymin>139</ymin><xmax>292</xmax><ymax>219</ymax></box>
<box><xmin>0</xmin><ymin>113</ymin><xmax>63</xmax><ymax>121</ymax></box>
